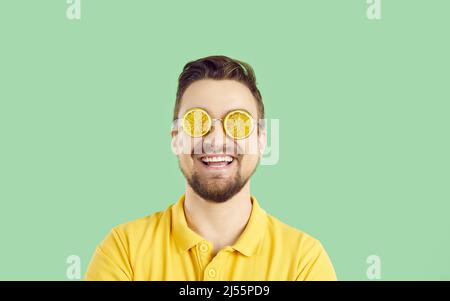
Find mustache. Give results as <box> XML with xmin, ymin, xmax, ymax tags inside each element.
<box><xmin>191</xmin><ymin>142</ymin><xmax>242</xmax><ymax>154</ymax></box>
<box><xmin>190</xmin><ymin>143</ymin><xmax>243</xmax><ymax>159</ymax></box>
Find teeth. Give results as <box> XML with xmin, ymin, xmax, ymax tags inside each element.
<box><xmin>201</xmin><ymin>155</ymin><xmax>234</xmax><ymax>163</ymax></box>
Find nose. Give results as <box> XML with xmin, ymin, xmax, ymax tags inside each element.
<box><xmin>202</xmin><ymin>120</ymin><xmax>227</xmax><ymax>153</ymax></box>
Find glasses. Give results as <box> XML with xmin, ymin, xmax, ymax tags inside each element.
<box><xmin>175</xmin><ymin>108</ymin><xmax>256</xmax><ymax>140</ymax></box>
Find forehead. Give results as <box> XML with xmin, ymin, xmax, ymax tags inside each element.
<box><xmin>178</xmin><ymin>79</ymin><xmax>258</xmax><ymax>118</ymax></box>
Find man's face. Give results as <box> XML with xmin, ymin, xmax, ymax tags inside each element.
<box><xmin>172</xmin><ymin>79</ymin><xmax>266</xmax><ymax>203</ymax></box>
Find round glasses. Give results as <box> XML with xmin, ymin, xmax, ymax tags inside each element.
<box><xmin>178</xmin><ymin>108</ymin><xmax>255</xmax><ymax>140</ymax></box>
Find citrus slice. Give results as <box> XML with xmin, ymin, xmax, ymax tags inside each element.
<box><xmin>182</xmin><ymin>108</ymin><xmax>211</xmax><ymax>137</ymax></box>
<box><xmin>224</xmin><ymin>110</ymin><xmax>254</xmax><ymax>139</ymax></box>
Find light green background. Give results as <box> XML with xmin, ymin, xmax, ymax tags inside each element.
<box><xmin>0</xmin><ymin>0</ymin><xmax>449</xmax><ymax>280</ymax></box>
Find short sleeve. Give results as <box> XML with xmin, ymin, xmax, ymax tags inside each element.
<box><xmin>84</xmin><ymin>228</ymin><xmax>133</xmax><ymax>281</ymax></box>
<box><xmin>296</xmin><ymin>239</ymin><xmax>337</xmax><ymax>281</ymax></box>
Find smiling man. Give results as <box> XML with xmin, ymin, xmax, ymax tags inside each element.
<box><xmin>85</xmin><ymin>55</ymin><xmax>337</xmax><ymax>281</ymax></box>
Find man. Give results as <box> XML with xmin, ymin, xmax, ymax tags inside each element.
<box><xmin>85</xmin><ymin>55</ymin><xmax>337</xmax><ymax>280</ymax></box>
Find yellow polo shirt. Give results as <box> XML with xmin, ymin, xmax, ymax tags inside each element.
<box><xmin>85</xmin><ymin>195</ymin><xmax>337</xmax><ymax>281</ymax></box>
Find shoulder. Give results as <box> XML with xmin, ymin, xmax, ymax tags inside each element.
<box><xmin>264</xmin><ymin>213</ymin><xmax>336</xmax><ymax>280</ymax></box>
<box><xmin>264</xmin><ymin>213</ymin><xmax>330</xmax><ymax>264</ymax></box>
<box><xmin>265</xmin><ymin>213</ymin><xmax>321</xmax><ymax>248</ymax></box>
<box><xmin>110</xmin><ymin>204</ymin><xmax>173</xmax><ymax>245</ymax></box>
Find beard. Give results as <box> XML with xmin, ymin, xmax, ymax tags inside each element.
<box><xmin>179</xmin><ymin>157</ymin><xmax>257</xmax><ymax>203</ymax></box>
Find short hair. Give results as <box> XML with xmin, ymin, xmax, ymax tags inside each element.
<box><xmin>173</xmin><ymin>55</ymin><xmax>264</xmax><ymax>121</ymax></box>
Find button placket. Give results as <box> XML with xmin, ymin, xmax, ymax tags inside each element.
<box><xmin>203</xmin><ymin>248</ymin><xmax>231</xmax><ymax>280</ymax></box>
<box><xmin>196</xmin><ymin>241</ymin><xmax>213</xmax><ymax>278</ymax></box>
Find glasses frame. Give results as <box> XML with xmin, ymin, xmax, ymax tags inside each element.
<box><xmin>176</xmin><ymin>107</ymin><xmax>256</xmax><ymax>140</ymax></box>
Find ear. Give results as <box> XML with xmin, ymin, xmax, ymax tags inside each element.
<box><xmin>171</xmin><ymin>130</ymin><xmax>181</xmax><ymax>156</ymax></box>
<box><xmin>257</xmin><ymin>127</ymin><xmax>267</xmax><ymax>160</ymax></box>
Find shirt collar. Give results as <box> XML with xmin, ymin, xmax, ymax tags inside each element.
<box><xmin>171</xmin><ymin>194</ymin><xmax>267</xmax><ymax>257</ymax></box>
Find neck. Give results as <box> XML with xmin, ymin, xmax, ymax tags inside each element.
<box><xmin>183</xmin><ymin>182</ymin><xmax>253</xmax><ymax>255</ymax></box>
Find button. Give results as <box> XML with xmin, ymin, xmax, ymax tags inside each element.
<box><xmin>199</xmin><ymin>243</ymin><xmax>209</xmax><ymax>253</ymax></box>
<box><xmin>208</xmin><ymin>269</ymin><xmax>216</xmax><ymax>278</ymax></box>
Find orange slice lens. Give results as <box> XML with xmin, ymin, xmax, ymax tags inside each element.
<box><xmin>182</xmin><ymin>108</ymin><xmax>211</xmax><ymax>137</ymax></box>
<box><xmin>224</xmin><ymin>110</ymin><xmax>254</xmax><ymax>139</ymax></box>
<box><xmin>182</xmin><ymin>108</ymin><xmax>254</xmax><ymax>139</ymax></box>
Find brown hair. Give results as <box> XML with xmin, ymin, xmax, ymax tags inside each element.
<box><xmin>173</xmin><ymin>55</ymin><xmax>264</xmax><ymax>121</ymax></box>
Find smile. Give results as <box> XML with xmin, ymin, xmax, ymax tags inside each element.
<box><xmin>198</xmin><ymin>155</ymin><xmax>235</xmax><ymax>169</ymax></box>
